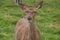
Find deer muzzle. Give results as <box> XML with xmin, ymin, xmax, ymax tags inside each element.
<box><xmin>28</xmin><ymin>16</ymin><xmax>32</xmax><ymax>20</ymax></box>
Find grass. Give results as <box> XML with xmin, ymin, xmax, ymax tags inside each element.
<box><xmin>0</xmin><ymin>0</ymin><xmax>60</xmax><ymax>40</ymax></box>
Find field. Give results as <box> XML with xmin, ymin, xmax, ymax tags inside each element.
<box><xmin>0</xmin><ymin>0</ymin><xmax>60</xmax><ymax>40</ymax></box>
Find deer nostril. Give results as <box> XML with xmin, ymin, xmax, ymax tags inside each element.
<box><xmin>28</xmin><ymin>16</ymin><xmax>32</xmax><ymax>20</ymax></box>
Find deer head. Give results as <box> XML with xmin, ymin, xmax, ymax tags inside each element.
<box><xmin>17</xmin><ymin>0</ymin><xmax>43</xmax><ymax>21</ymax></box>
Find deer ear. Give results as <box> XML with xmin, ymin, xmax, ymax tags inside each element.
<box><xmin>36</xmin><ymin>1</ymin><xmax>43</xmax><ymax>10</ymax></box>
<box><xmin>19</xmin><ymin>3</ymin><xmax>28</xmax><ymax>10</ymax></box>
<box><xmin>17</xmin><ymin>0</ymin><xmax>28</xmax><ymax>10</ymax></box>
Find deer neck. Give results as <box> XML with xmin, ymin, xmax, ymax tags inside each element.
<box><xmin>30</xmin><ymin>18</ymin><xmax>35</xmax><ymax>22</ymax></box>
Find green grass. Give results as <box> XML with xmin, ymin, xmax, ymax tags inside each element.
<box><xmin>0</xmin><ymin>0</ymin><xmax>60</xmax><ymax>40</ymax></box>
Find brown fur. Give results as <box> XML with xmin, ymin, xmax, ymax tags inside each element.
<box><xmin>15</xmin><ymin>1</ymin><xmax>43</xmax><ymax>40</ymax></box>
<box><xmin>15</xmin><ymin>18</ymin><xmax>41</xmax><ymax>40</ymax></box>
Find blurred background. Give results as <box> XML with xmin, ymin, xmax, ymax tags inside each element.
<box><xmin>0</xmin><ymin>0</ymin><xmax>60</xmax><ymax>40</ymax></box>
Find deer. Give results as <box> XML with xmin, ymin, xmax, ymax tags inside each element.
<box><xmin>15</xmin><ymin>0</ymin><xmax>43</xmax><ymax>40</ymax></box>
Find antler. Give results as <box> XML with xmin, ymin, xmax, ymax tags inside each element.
<box><xmin>17</xmin><ymin>0</ymin><xmax>27</xmax><ymax>10</ymax></box>
<box><xmin>16</xmin><ymin>0</ymin><xmax>43</xmax><ymax>10</ymax></box>
<box><xmin>17</xmin><ymin>0</ymin><xmax>23</xmax><ymax>4</ymax></box>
